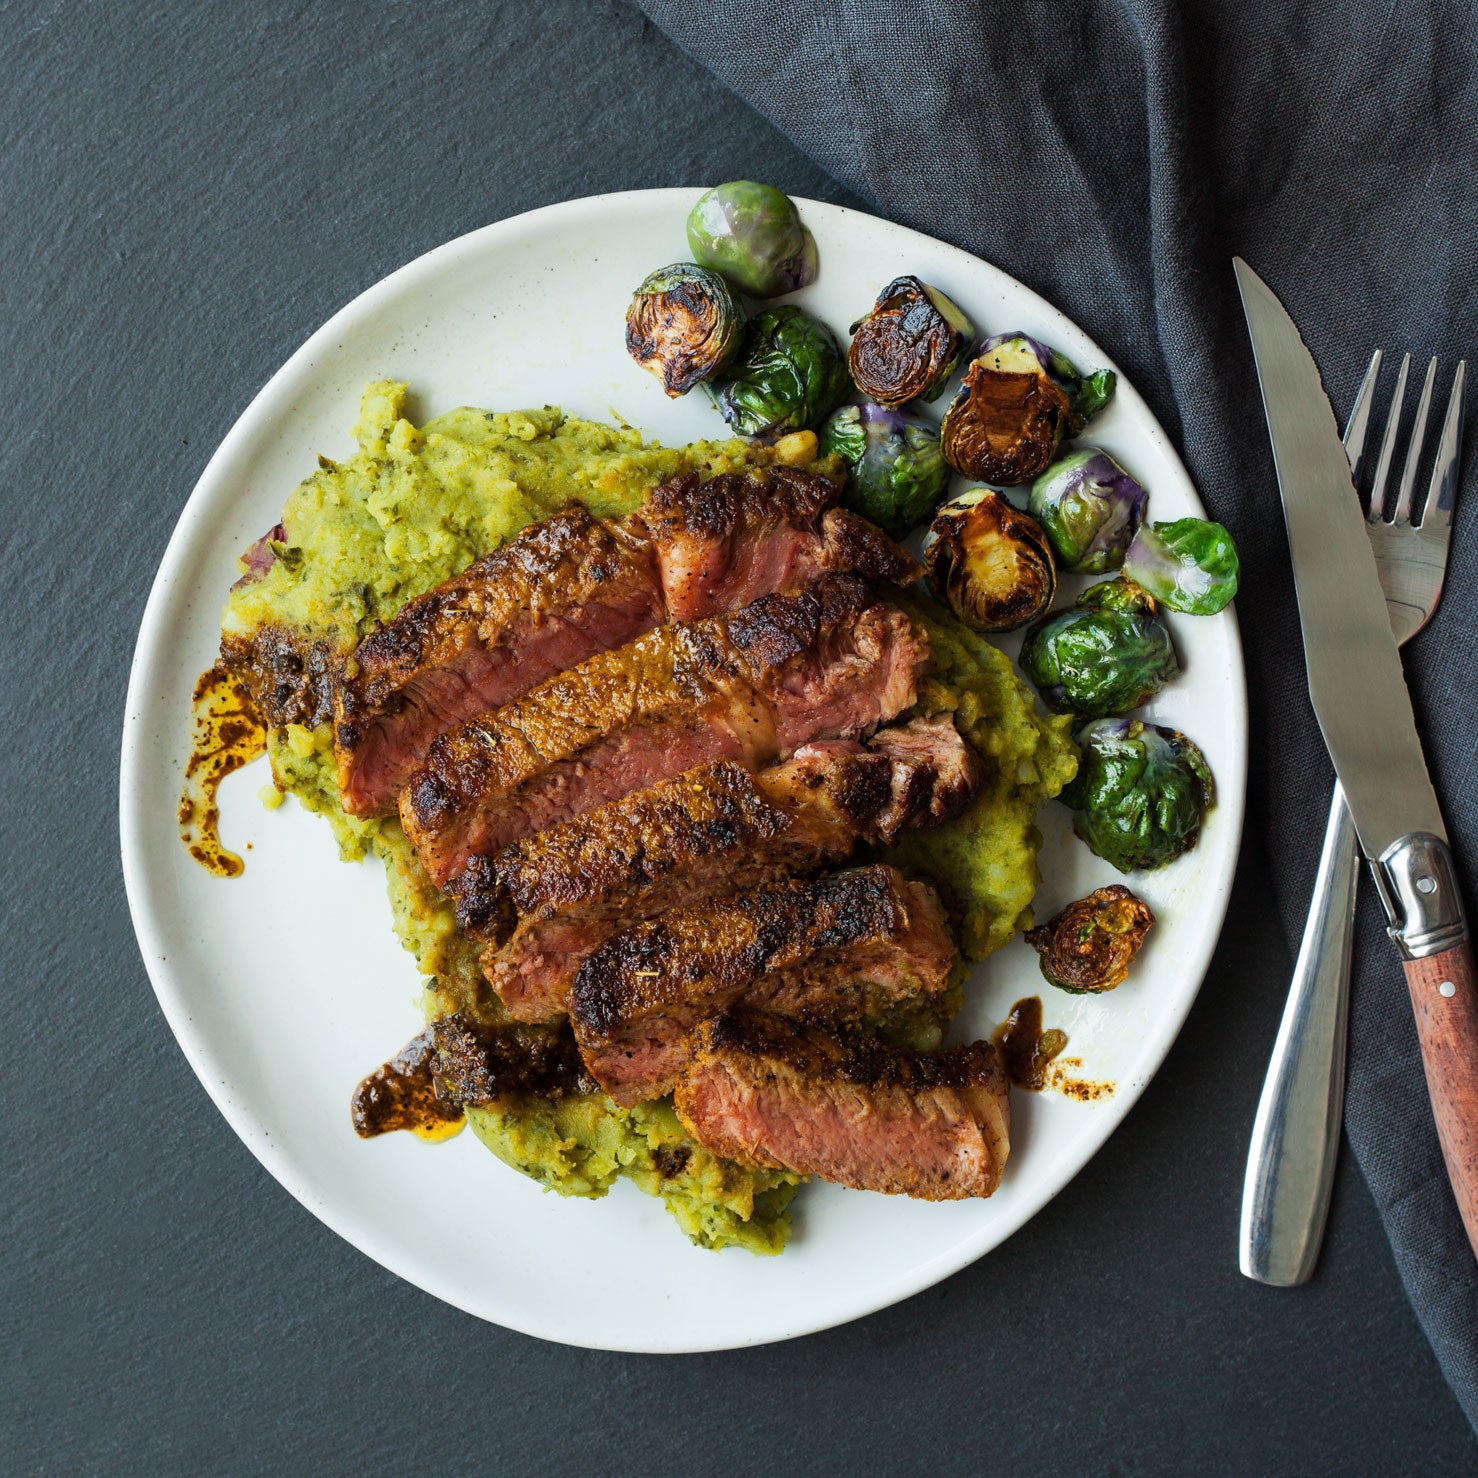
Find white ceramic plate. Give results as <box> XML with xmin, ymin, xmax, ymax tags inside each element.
<box><xmin>121</xmin><ymin>189</ymin><xmax>1246</xmax><ymax>1352</ymax></box>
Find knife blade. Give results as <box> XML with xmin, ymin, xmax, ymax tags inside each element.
<box><xmin>1236</xmin><ymin>257</ymin><xmax>1478</xmax><ymax>1260</ymax></box>
<box><xmin>1234</xmin><ymin>258</ymin><xmax>1445</xmax><ymax>860</ymax></box>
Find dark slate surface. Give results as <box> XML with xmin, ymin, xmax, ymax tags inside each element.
<box><xmin>2</xmin><ymin>2</ymin><xmax>1472</xmax><ymax>1470</ymax></box>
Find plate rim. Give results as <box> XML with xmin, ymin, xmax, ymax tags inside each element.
<box><xmin>119</xmin><ymin>187</ymin><xmax>1248</xmax><ymax>1352</ymax></box>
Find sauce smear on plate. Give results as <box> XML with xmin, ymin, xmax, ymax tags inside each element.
<box><xmin>179</xmin><ymin>663</ymin><xmax>267</xmax><ymax>876</ymax></box>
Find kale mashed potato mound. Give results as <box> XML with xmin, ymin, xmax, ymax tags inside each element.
<box><xmin>223</xmin><ymin>382</ymin><xmax>1074</xmax><ymax>1255</ymax></box>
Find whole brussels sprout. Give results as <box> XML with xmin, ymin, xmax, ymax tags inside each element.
<box><xmin>1124</xmin><ymin>517</ymin><xmax>1240</xmax><ymax>615</ymax></box>
<box><xmin>1062</xmin><ymin>718</ymin><xmax>1215</xmax><ymax>872</ymax></box>
<box><xmin>847</xmin><ymin>275</ymin><xmax>974</xmax><ymax>405</ymax></box>
<box><xmin>818</xmin><ymin>402</ymin><xmax>950</xmax><ymax>538</ymax></box>
<box><xmin>686</xmin><ymin>181</ymin><xmax>818</xmax><ymax>298</ymax></box>
<box><xmin>922</xmin><ymin>488</ymin><xmax>1056</xmax><ymax>631</ymax></box>
<box><xmin>625</xmin><ymin>263</ymin><xmax>745</xmax><ymax>397</ymax></box>
<box><xmin>1025</xmin><ymin>884</ymin><xmax>1156</xmax><ymax>993</ymax></box>
<box><xmin>706</xmin><ymin>305</ymin><xmax>851</xmax><ymax>439</ymax></box>
<box><xmin>1029</xmin><ymin>449</ymin><xmax>1147</xmax><ymax>573</ymax></box>
<box><xmin>941</xmin><ymin>333</ymin><xmax>1116</xmax><ymax>485</ymax></box>
<box><xmin>1019</xmin><ymin>577</ymin><xmax>1178</xmax><ymax>717</ymax></box>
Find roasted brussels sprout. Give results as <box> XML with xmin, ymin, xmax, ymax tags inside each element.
<box><xmin>686</xmin><ymin>181</ymin><xmax>818</xmax><ymax>299</ymax></box>
<box><xmin>941</xmin><ymin>333</ymin><xmax>1116</xmax><ymax>484</ymax></box>
<box><xmin>1062</xmin><ymin>718</ymin><xmax>1215</xmax><ymax>872</ymax></box>
<box><xmin>818</xmin><ymin>402</ymin><xmax>950</xmax><ymax>538</ymax></box>
<box><xmin>625</xmin><ymin>263</ymin><xmax>744</xmax><ymax>397</ymax></box>
<box><xmin>1024</xmin><ymin>884</ymin><xmax>1155</xmax><ymax>993</ymax></box>
<box><xmin>706</xmin><ymin>305</ymin><xmax>851</xmax><ymax>439</ymax></box>
<box><xmin>1124</xmin><ymin>517</ymin><xmax>1241</xmax><ymax>615</ymax></box>
<box><xmin>922</xmin><ymin>488</ymin><xmax>1057</xmax><ymax>631</ymax></box>
<box><xmin>1019</xmin><ymin>577</ymin><xmax>1178</xmax><ymax>717</ymax></box>
<box><xmin>1029</xmin><ymin>449</ymin><xmax>1147</xmax><ymax>573</ymax></box>
<box><xmin>847</xmin><ymin>275</ymin><xmax>974</xmax><ymax>406</ymax></box>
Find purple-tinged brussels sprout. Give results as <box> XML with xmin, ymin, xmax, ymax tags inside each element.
<box><xmin>922</xmin><ymin>487</ymin><xmax>1057</xmax><ymax>632</ymax></box>
<box><xmin>706</xmin><ymin>305</ymin><xmax>851</xmax><ymax>439</ymax></box>
<box><xmin>1029</xmin><ymin>449</ymin><xmax>1147</xmax><ymax>573</ymax></box>
<box><xmin>1019</xmin><ymin>576</ymin><xmax>1178</xmax><ymax>717</ymax></box>
<box><xmin>1061</xmin><ymin>718</ymin><xmax>1215</xmax><ymax>872</ymax></box>
<box><xmin>847</xmin><ymin>275</ymin><xmax>974</xmax><ymax>406</ymax></box>
<box><xmin>818</xmin><ymin>402</ymin><xmax>950</xmax><ymax>538</ymax></box>
<box><xmin>625</xmin><ymin>263</ymin><xmax>745</xmax><ymax>397</ymax></box>
<box><xmin>941</xmin><ymin>333</ymin><xmax>1117</xmax><ymax>485</ymax></box>
<box><xmin>686</xmin><ymin>181</ymin><xmax>818</xmax><ymax>298</ymax></box>
<box><xmin>1025</xmin><ymin>884</ymin><xmax>1156</xmax><ymax>993</ymax></box>
<box><xmin>1123</xmin><ymin>517</ymin><xmax>1240</xmax><ymax>615</ymax></box>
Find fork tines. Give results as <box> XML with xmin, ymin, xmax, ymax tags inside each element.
<box><xmin>1345</xmin><ymin>349</ymin><xmax>1467</xmax><ymax>536</ymax></box>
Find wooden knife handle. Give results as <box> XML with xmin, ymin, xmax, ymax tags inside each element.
<box><xmin>1404</xmin><ymin>940</ymin><xmax>1478</xmax><ymax>1256</ymax></box>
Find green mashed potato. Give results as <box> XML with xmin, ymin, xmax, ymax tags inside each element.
<box><xmin>228</xmin><ymin>383</ymin><xmax>1075</xmax><ymax>1256</ymax></box>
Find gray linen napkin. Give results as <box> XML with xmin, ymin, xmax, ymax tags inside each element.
<box><xmin>633</xmin><ymin>0</ymin><xmax>1478</xmax><ymax>1425</ymax></box>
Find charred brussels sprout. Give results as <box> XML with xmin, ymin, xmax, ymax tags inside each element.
<box><xmin>625</xmin><ymin>264</ymin><xmax>744</xmax><ymax>398</ymax></box>
<box><xmin>1063</xmin><ymin>718</ymin><xmax>1215</xmax><ymax>872</ymax></box>
<box><xmin>1019</xmin><ymin>577</ymin><xmax>1178</xmax><ymax>717</ymax></box>
<box><xmin>1025</xmin><ymin>884</ymin><xmax>1155</xmax><ymax>993</ymax></box>
<box><xmin>941</xmin><ymin>333</ymin><xmax>1117</xmax><ymax>485</ymax></box>
<box><xmin>686</xmin><ymin>181</ymin><xmax>818</xmax><ymax>299</ymax></box>
<box><xmin>818</xmin><ymin>402</ymin><xmax>950</xmax><ymax>538</ymax></box>
<box><xmin>922</xmin><ymin>488</ymin><xmax>1056</xmax><ymax>632</ymax></box>
<box><xmin>1029</xmin><ymin>449</ymin><xmax>1147</xmax><ymax>573</ymax></box>
<box><xmin>707</xmin><ymin>305</ymin><xmax>851</xmax><ymax>439</ymax></box>
<box><xmin>1124</xmin><ymin>517</ymin><xmax>1241</xmax><ymax>615</ymax></box>
<box><xmin>847</xmin><ymin>275</ymin><xmax>974</xmax><ymax>406</ymax></box>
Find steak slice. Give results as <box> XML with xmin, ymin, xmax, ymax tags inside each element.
<box><xmin>633</xmin><ymin>467</ymin><xmax>919</xmax><ymax>620</ymax></box>
<box><xmin>333</xmin><ymin>506</ymin><xmax>663</xmax><ymax>816</ymax></box>
<box><xmin>333</xmin><ymin>467</ymin><xmax>917</xmax><ymax>817</ymax></box>
<box><xmin>400</xmin><ymin>574</ymin><xmax>927</xmax><ymax>886</ymax></box>
<box><xmin>452</xmin><ymin>714</ymin><xmax>980</xmax><ymax>1023</ymax></box>
<box><xmin>570</xmin><ymin>867</ymin><xmax>956</xmax><ymax>1105</ymax></box>
<box><xmin>674</xmin><ymin>1012</ymin><xmax>1011</xmax><ymax>1199</ymax></box>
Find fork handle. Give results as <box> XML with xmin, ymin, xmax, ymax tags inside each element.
<box><xmin>1240</xmin><ymin>781</ymin><xmax>1358</xmax><ymax>1285</ymax></box>
<box><xmin>1404</xmin><ymin>939</ymin><xmax>1478</xmax><ymax>1257</ymax></box>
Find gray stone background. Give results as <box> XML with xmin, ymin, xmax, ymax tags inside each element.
<box><xmin>4</xmin><ymin>1</ymin><xmax>1474</xmax><ymax>1469</ymax></box>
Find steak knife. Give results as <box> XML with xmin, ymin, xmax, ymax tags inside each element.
<box><xmin>1234</xmin><ymin>258</ymin><xmax>1478</xmax><ymax>1257</ymax></box>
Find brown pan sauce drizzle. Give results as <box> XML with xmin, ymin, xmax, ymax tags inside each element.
<box><xmin>351</xmin><ymin>1026</ymin><xmax>466</xmax><ymax>1142</ymax></box>
<box><xmin>993</xmin><ymin>995</ymin><xmax>1115</xmax><ymax>1100</ymax></box>
<box><xmin>179</xmin><ymin>663</ymin><xmax>268</xmax><ymax>876</ymax></box>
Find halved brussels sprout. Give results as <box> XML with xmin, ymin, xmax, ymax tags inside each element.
<box><xmin>1062</xmin><ymin>718</ymin><xmax>1215</xmax><ymax>872</ymax></box>
<box><xmin>1019</xmin><ymin>576</ymin><xmax>1178</xmax><ymax>717</ymax></box>
<box><xmin>847</xmin><ymin>275</ymin><xmax>974</xmax><ymax>406</ymax></box>
<box><xmin>818</xmin><ymin>402</ymin><xmax>950</xmax><ymax>538</ymax></box>
<box><xmin>1124</xmin><ymin>517</ymin><xmax>1240</xmax><ymax>614</ymax></box>
<box><xmin>1024</xmin><ymin>884</ymin><xmax>1155</xmax><ymax>993</ymax></box>
<box><xmin>941</xmin><ymin>333</ymin><xmax>1117</xmax><ymax>484</ymax></box>
<box><xmin>687</xmin><ymin>181</ymin><xmax>818</xmax><ymax>299</ymax></box>
<box><xmin>625</xmin><ymin>263</ymin><xmax>745</xmax><ymax>397</ymax></box>
<box><xmin>706</xmin><ymin>305</ymin><xmax>851</xmax><ymax>439</ymax></box>
<box><xmin>922</xmin><ymin>488</ymin><xmax>1056</xmax><ymax>632</ymax></box>
<box><xmin>1029</xmin><ymin>449</ymin><xmax>1147</xmax><ymax>573</ymax></box>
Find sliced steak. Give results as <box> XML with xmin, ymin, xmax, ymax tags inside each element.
<box><xmin>334</xmin><ymin>507</ymin><xmax>663</xmax><ymax>816</ymax></box>
<box><xmin>427</xmin><ymin>1014</ymin><xmax>595</xmax><ymax>1106</ymax></box>
<box><xmin>333</xmin><ymin>467</ymin><xmax>917</xmax><ymax>816</ymax></box>
<box><xmin>453</xmin><ymin>715</ymin><xmax>980</xmax><ymax>1023</ymax></box>
<box><xmin>400</xmin><ymin>574</ymin><xmax>927</xmax><ymax>886</ymax></box>
<box><xmin>570</xmin><ymin>867</ymin><xmax>956</xmax><ymax>1105</ymax></box>
<box><xmin>674</xmin><ymin>1012</ymin><xmax>1011</xmax><ymax>1199</ymax></box>
<box><xmin>633</xmin><ymin>467</ymin><xmax>919</xmax><ymax>620</ymax></box>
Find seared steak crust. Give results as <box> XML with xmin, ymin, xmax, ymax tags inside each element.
<box><xmin>428</xmin><ymin>1014</ymin><xmax>595</xmax><ymax>1106</ymax></box>
<box><xmin>570</xmin><ymin>867</ymin><xmax>956</xmax><ymax>1105</ymax></box>
<box><xmin>332</xmin><ymin>468</ymin><xmax>917</xmax><ymax>816</ymax></box>
<box><xmin>675</xmin><ymin>1011</ymin><xmax>1011</xmax><ymax>1199</ymax></box>
<box><xmin>333</xmin><ymin>507</ymin><xmax>662</xmax><ymax>816</ymax></box>
<box><xmin>455</xmin><ymin>716</ymin><xmax>981</xmax><ymax>1023</ymax></box>
<box><xmin>220</xmin><ymin>627</ymin><xmax>338</xmax><ymax>730</ymax></box>
<box><xmin>633</xmin><ymin>467</ymin><xmax>919</xmax><ymax>620</ymax></box>
<box><xmin>400</xmin><ymin>574</ymin><xmax>927</xmax><ymax>886</ymax></box>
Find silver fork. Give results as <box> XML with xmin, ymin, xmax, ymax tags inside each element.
<box><xmin>1240</xmin><ymin>349</ymin><xmax>1467</xmax><ymax>1287</ymax></box>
